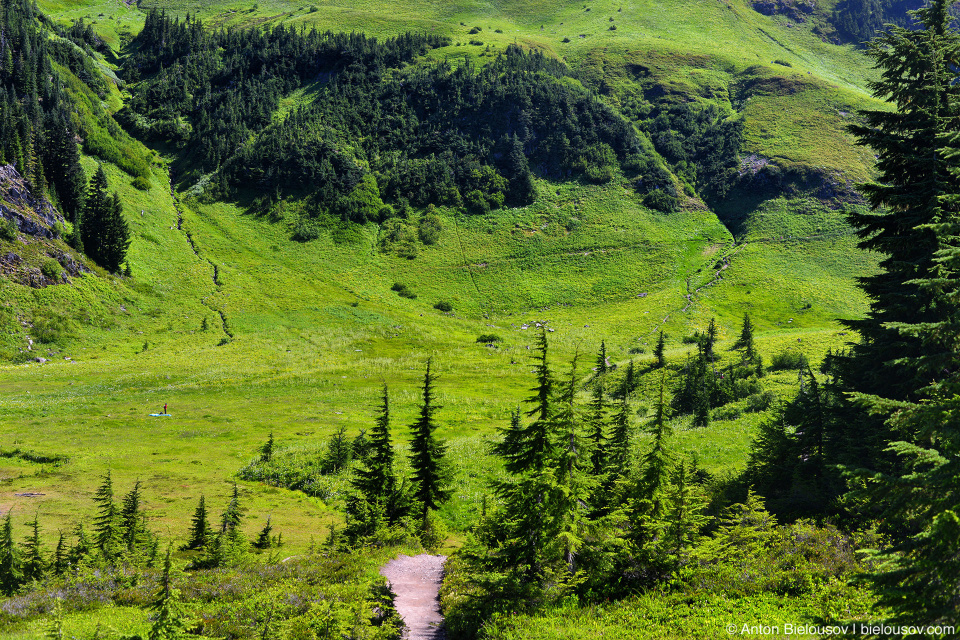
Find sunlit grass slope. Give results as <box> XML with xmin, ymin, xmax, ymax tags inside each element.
<box><xmin>0</xmin><ymin>157</ymin><xmax>873</xmax><ymax>558</ymax></box>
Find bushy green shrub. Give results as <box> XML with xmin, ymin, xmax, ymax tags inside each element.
<box><xmin>476</xmin><ymin>334</ymin><xmax>503</xmax><ymax>343</ymax></box>
<box><xmin>391</xmin><ymin>283</ymin><xmax>417</xmax><ymax>299</ymax></box>
<box><xmin>434</xmin><ymin>301</ymin><xmax>453</xmax><ymax>313</ymax></box>
<box><xmin>769</xmin><ymin>350</ymin><xmax>809</xmax><ymax>371</ymax></box>
<box><xmin>131</xmin><ymin>176</ymin><xmax>151</xmax><ymax>190</ymax></box>
<box><xmin>291</xmin><ymin>219</ymin><xmax>321</xmax><ymax>242</ymax></box>
<box><xmin>745</xmin><ymin>391</ymin><xmax>776</xmax><ymax>413</ymax></box>
<box><xmin>40</xmin><ymin>258</ymin><xmax>62</xmax><ymax>280</ymax></box>
<box><xmin>418</xmin><ymin>206</ymin><xmax>443</xmax><ymax>245</ymax></box>
<box><xmin>0</xmin><ymin>218</ymin><xmax>16</xmax><ymax>241</ymax></box>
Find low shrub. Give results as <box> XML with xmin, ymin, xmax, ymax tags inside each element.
<box><xmin>745</xmin><ymin>391</ymin><xmax>776</xmax><ymax>413</ymax></box>
<box><xmin>391</xmin><ymin>283</ymin><xmax>417</xmax><ymax>299</ymax></box>
<box><xmin>0</xmin><ymin>218</ymin><xmax>16</xmax><ymax>241</ymax></box>
<box><xmin>769</xmin><ymin>350</ymin><xmax>809</xmax><ymax>371</ymax></box>
<box><xmin>131</xmin><ymin>176</ymin><xmax>151</xmax><ymax>191</ymax></box>
<box><xmin>476</xmin><ymin>334</ymin><xmax>503</xmax><ymax>343</ymax></box>
<box><xmin>434</xmin><ymin>301</ymin><xmax>453</xmax><ymax>313</ymax></box>
<box><xmin>40</xmin><ymin>258</ymin><xmax>62</xmax><ymax>280</ymax></box>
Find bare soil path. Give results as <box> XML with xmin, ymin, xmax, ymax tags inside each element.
<box><xmin>380</xmin><ymin>554</ymin><xmax>447</xmax><ymax>640</ymax></box>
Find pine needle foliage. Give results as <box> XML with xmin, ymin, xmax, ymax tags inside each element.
<box><xmin>492</xmin><ymin>330</ymin><xmax>555</xmax><ymax>474</ymax></box>
<box><xmin>408</xmin><ymin>359</ymin><xmax>451</xmax><ymax>525</ymax></box>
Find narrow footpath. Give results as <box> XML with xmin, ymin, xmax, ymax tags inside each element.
<box><xmin>380</xmin><ymin>554</ymin><xmax>447</xmax><ymax>640</ymax></box>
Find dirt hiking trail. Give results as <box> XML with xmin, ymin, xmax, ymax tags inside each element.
<box><xmin>380</xmin><ymin>554</ymin><xmax>447</xmax><ymax>640</ymax></box>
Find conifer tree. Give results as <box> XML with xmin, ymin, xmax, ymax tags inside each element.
<box><xmin>692</xmin><ymin>382</ymin><xmax>711</xmax><ymax>428</ymax></box>
<box><xmin>148</xmin><ymin>549</ymin><xmax>188</xmax><ymax>640</ymax></box>
<box><xmin>253</xmin><ymin>517</ymin><xmax>273</xmax><ymax>550</ymax></box>
<box><xmin>354</xmin><ymin>386</ymin><xmax>394</xmax><ymax>498</ymax></box>
<box><xmin>732</xmin><ymin>313</ymin><xmax>756</xmax><ymax>364</ymax></box>
<box><xmin>52</xmin><ymin>532</ymin><xmax>67</xmax><ymax>576</ymax></box>
<box><xmin>637</xmin><ymin>377</ymin><xmax>674</xmax><ymax>518</ymax></box>
<box><xmin>489</xmin><ymin>336</ymin><xmax>559</xmax><ymax>580</ymax></box>
<box><xmin>101</xmin><ymin>191</ymin><xmax>131</xmax><ymax>273</ymax></box>
<box><xmin>81</xmin><ymin>166</ymin><xmax>109</xmax><ymax>266</ymax></box>
<box><xmin>605</xmin><ymin>394</ymin><xmax>633</xmax><ymax>481</ymax></box>
<box><xmin>822</xmin><ymin>0</ymin><xmax>960</xmax><ymax>624</ymax></box>
<box><xmin>551</xmin><ymin>355</ymin><xmax>596</xmax><ymax>574</ymax></box>
<box><xmin>0</xmin><ymin>511</ymin><xmax>22</xmax><ymax>595</ymax></box>
<box><xmin>595</xmin><ymin>340</ymin><xmax>608</xmax><ymax>375</ymax></box>
<box><xmin>92</xmin><ymin>471</ymin><xmax>122</xmax><ymax>560</ymax></box>
<box><xmin>322</xmin><ymin>426</ymin><xmax>353</xmax><ymax>473</ymax></box>
<box><xmin>653</xmin><ymin>331</ymin><xmax>666</xmax><ymax>369</ymax></box>
<box><xmin>182</xmin><ymin>496</ymin><xmax>210</xmax><ymax>551</ymax></box>
<box><xmin>81</xmin><ymin>168</ymin><xmax>130</xmax><ymax>273</ymax></box>
<box><xmin>618</xmin><ymin>359</ymin><xmax>637</xmax><ymax>399</ymax></box>
<box><xmin>492</xmin><ymin>330</ymin><xmax>554</xmax><ymax>473</ymax></box>
<box><xmin>587</xmin><ymin>383</ymin><xmax>607</xmax><ymax>476</ymax></box>
<box><xmin>43</xmin><ymin>114</ymin><xmax>86</xmax><ymax>223</ymax></box>
<box><xmin>260</xmin><ymin>432</ymin><xmax>274</xmax><ymax>462</ymax></box>
<box><xmin>698</xmin><ymin>319</ymin><xmax>718</xmax><ymax>362</ymax></box>
<box><xmin>349</xmin><ymin>385</ymin><xmax>411</xmax><ymax>532</ymax></box>
<box><xmin>409</xmin><ymin>359</ymin><xmax>450</xmax><ymax>525</ymax></box>
<box><xmin>835</xmin><ymin>0</ymin><xmax>960</xmax><ymax>468</ymax></box>
<box><xmin>120</xmin><ymin>480</ymin><xmax>149</xmax><ymax>551</ymax></box>
<box><xmin>68</xmin><ymin>523</ymin><xmax>92</xmax><ymax>568</ymax></box>
<box><xmin>661</xmin><ymin>461</ymin><xmax>708</xmax><ymax>564</ymax></box>
<box><xmin>21</xmin><ymin>515</ymin><xmax>45</xmax><ymax>583</ymax></box>
<box><xmin>221</xmin><ymin>484</ymin><xmax>243</xmax><ymax>535</ymax></box>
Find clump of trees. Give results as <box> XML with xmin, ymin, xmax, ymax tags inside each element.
<box><xmin>0</xmin><ymin>0</ymin><xmax>133</xmax><ymax>274</ymax></box>
<box><xmin>746</xmin><ymin>0</ymin><xmax>960</xmax><ymax>627</ymax></box>
<box><xmin>123</xmin><ymin>12</ymin><xmax>678</xmax><ymax>226</ymax></box>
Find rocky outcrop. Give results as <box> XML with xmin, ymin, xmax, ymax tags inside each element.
<box><xmin>0</xmin><ymin>165</ymin><xmax>91</xmax><ymax>287</ymax></box>
<box><xmin>752</xmin><ymin>0</ymin><xmax>816</xmax><ymax>22</ymax></box>
<box><xmin>736</xmin><ymin>154</ymin><xmax>864</xmax><ymax>207</ymax></box>
<box><xmin>0</xmin><ymin>164</ymin><xmax>65</xmax><ymax>240</ymax></box>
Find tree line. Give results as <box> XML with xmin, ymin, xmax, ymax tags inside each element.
<box><xmin>0</xmin><ymin>0</ymin><xmax>131</xmax><ymax>272</ymax></box>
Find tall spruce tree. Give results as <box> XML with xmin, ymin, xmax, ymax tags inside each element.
<box><xmin>618</xmin><ymin>359</ymin><xmax>637</xmax><ymax>399</ymax></box>
<box><xmin>587</xmin><ymin>382</ymin><xmax>607</xmax><ymax>476</ymax></box>
<box><xmin>182</xmin><ymin>496</ymin><xmax>210</xmax><ymax>551</ymax></box>
<box><xmin>350</xmin><ymin>385</ymin><xmax>411</xmax><ymax>528</ymax></box>
<box><xmin>653</xmin><ymin>331</ymin><xmax>666</xmax><ymax>369</ymax></box>
<box><xmin>81</xmin><ymin>166</ymin><xmax>109</xmax><ymax>267</ymax></box>
<box><xmin>0</xmin><ymin>511</ymin><xmax>22</xmax><ymax>595</ymax></box>
<box><xmin>492</xmin><ymin>329</ymin><xmax>555</xmax><ymax>473</ymax></box>
<box><xmin>637</xmin><ymin>377</ymin><xmax>674</xmax><ymax>518</ymax></box>
<box><xmin>43</xmin><ymin>113</ymin><xmax>86</xmax><ymax>224</ymax></box>
<box><xmin>489</xmin><ymin>334</ymin><xmax>559</xmax><ymax>580</ymax></box>
<box><xmin>550</xmin><ymin>355</ymin><xmax>596</xmax><ymax>574</ymax></box>
<box><xmin>92</xmin><ymin>471</ymin><xmax>122</xmax><ymax>560</ymax></box>
<box><xmin>408</xmin><ymin>359</ymin><xmax>450</xmax><ymax>525</ymax></box>
<box><xmin>700</xmin><ymin>319</ymin><xmax>718</xmax><ymax>363</ymax></box>
<box><xmin>120</xmin><ymin>480</ymin><xmax>149</xmax><ymax>552</ymax></box>
<box><xmin>732</xmin><ymin>313</ymin><xmax>757</xmax><ymax>364</ymax></box>
<box><xmin>836</xmin><ymin>0</ymin><xmax>960</xmax><ymax>470</ymax></box>
<box><xmin>834</xmin><ymin>0</ymin><xmax>960</xmax><ymax>625</ymax></box>
<box><xmin>52</xmin><ymin>532</ymin><xmax>67</xmax><ymax>576</ymax></box>
<box><xmin>595</xmin><ymin>340</ymin><xmax>608</xmax><ymax>375</ymax></box>
<box><xmin>21</xmin><ymin>515</ymin><xmax>45</xmax><ymax>583</ymax></box>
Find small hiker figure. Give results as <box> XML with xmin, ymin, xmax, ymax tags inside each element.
<box><xmin>163</xmin><ymin>403</ymin><xmax>168</xmax><ymax>415</ymax></box>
